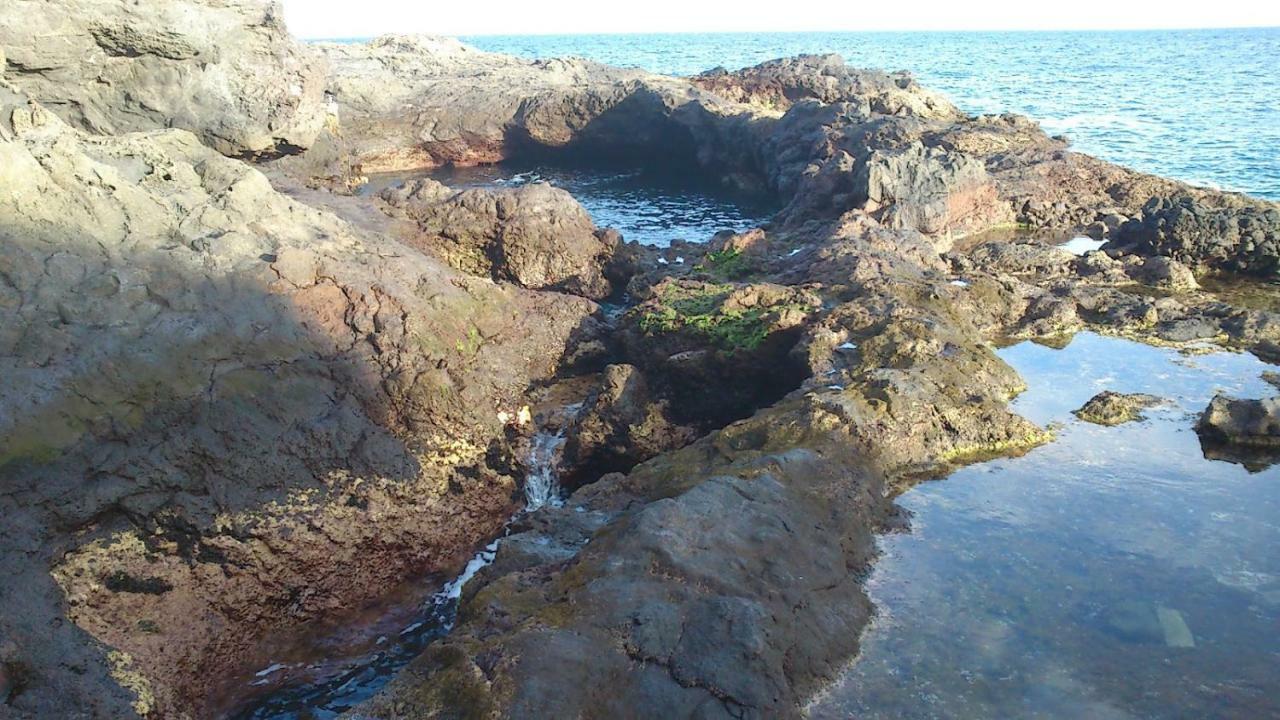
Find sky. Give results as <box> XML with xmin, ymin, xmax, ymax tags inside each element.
<box><xmin>281</xmin><ymin>0</ymin><xmax>1280</xmax><ymax>39</ymax></box>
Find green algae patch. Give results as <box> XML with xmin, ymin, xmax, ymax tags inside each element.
<box><xmin>695</xmin><ymin>247</ymin><xmax>757</xmax><ymax>281</ymax></box>
<box><xmin>636</xmin><ymin>281</ymin><xmax>815</xmax><ymax>353</ymax></box>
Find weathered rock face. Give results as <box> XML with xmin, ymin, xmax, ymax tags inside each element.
<box><xmin>0</xmin><ymin>87</ymin><xmax>595</xmax><ymax>717</ymax></box>
<box><xmin>0</xmin><ymin>0</ymin><xmax>328</xmax><ymax>157</ymax></box>
<box><xmin>1073</xmin><ymin>391</ymin><xmax>1163</xmax><ymax>426</ymax></box>
<box><xmin>1112</xmin><ymin>195</ymin><xmax>1280</xmax><ymax>277</ymax></box>
<box><xmin>560</xmin><ymin>364</ymin><xmax>697</xmax><ymax>487</ymax></box>
<box><xmin>691</xmin><ymin>54</ymin><xmax>961</xmax><ymax>119</ymax></box>
<box><xmin>380</xmin><ymin>179</ymin><xmax>621</xmax><ymax>299</ymax></box>
<box><xmin>853</xmin><ymin>143</ymin><xmax>1010</xmax><ymax>242</ymax></box>
<box><xmin>313</xmin><ymin>35</ymin><xmax>758</xmax><ymax>179</ymax></box>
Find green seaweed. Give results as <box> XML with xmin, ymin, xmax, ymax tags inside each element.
<box><xmin>638</xmin><ymin>284</ymin><xmax>771</xmax><ymax>352</ymax></box>
<box><xmin>696</xmin><ymin>248</ymin><xmax>756</xmax><ymax>281</ymax></box>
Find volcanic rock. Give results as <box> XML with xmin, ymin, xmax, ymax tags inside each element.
<box><xmin>0</xmin><ymin>0</ymin><xmax>329</xmax><ymax>157</ymax></box>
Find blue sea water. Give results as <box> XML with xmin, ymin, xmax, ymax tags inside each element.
<box><xmin>461</xmin><ymin>29</ymin><xmax>1280</xmax><ymax>201</ymax></box>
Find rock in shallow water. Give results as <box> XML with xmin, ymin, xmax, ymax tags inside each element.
<box><xmin>1073</xmin><ymin>391</ymin><xmax>1164</xmax><ymax>426</ymax></box>
<box><xmin>1197</xmin><ymin>395</ymin><xmax>1280</xmax><ymax>446</ymax></box>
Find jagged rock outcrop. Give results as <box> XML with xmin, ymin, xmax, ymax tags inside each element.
<box><xmin>312</xmin><ymin>35</ymin><xmax>760</xmax><ymax>180</ymax></box>
<box><xmin>354</xmin><ymin>227</ymin><xmax>1053</xmax><ymax>720</ymax></box>
<box><xmin>380</xmin><ymin>179</ymin><xmax>621</xmax><ymax>299</ymax></box>
<box><xmin>560</xmin><ymin>364</ymin><xmax>697</xmax><ymax>486</ymax></box>
<box><xmin>691</xmin><ymin>54</ymin><xmax>961</xmax><ymax>119</ymax></box>
<box><xmin>1111</xmin><ymin>195</ymin><xmax>1280</xmax><ymax>277</ymax></box>
<box><xmin>0</xmin><ymin>0</ymin><xmax>328</xmax><ymax>157</ymax></box>
<box><xmin>0</xmin><ymin>84</ymin><xmax>596</xmax><ymax>717</ymax></box>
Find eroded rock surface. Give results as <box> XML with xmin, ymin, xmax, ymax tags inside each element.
<box><xmin>1112</xmin><ymin>195</ymin><xmax>1280</xmax><ymax>277</ymax></box>
<box><xmin>0</xmin><ymin>82</ymin><xmax>595</xmax><ymax>717</ymax></box>
<box><xmin>6</xmin><ymin>19</ymin><xmax>1280</xmax><ymax>720</ymax></box>
<box><xmin>0</xmin><ymin>0</ymin><xmax>328</xmax><ymax>157</ymax></box>
<box><xmin>380</xmin><ymin>179</ymin><xmax>621</xmax><ymax>299</ymax></box>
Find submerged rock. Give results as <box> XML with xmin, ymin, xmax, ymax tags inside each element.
<box><xmin>1197</xmin><ymin>395</ymin><xmax>1280</xmax><ymax>446</ymax></box>
<box><xmin>1073</xmin><ymin>391</ymin><xmax>1164</xmax><ymax>426</ymax></box>
<box><xmin>0</xmin><ymin>0</ymin><xmax>328</xmax><ymax>157</ymax></box>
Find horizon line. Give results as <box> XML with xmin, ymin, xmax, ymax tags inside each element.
<box><xmin>296</xmin><ymin>24</ymin><xmax>1280</xmax><ymax>41</ymax></box>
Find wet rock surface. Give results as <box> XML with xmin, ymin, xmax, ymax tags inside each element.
<box><xmin>1073</xmin><ymin>391</ymin><xmax>1164</xmax><ymax>426</ymax></box>
<box><xmin>4</xmin><ymin>14</ymin><xmax>1280</xmax><ymax>720</ymax></box>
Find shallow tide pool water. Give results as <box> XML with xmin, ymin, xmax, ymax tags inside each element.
<box><xmin>365</xmin><ymin>164</ymin><xmax>777</xmax><ymax>247</ymax></box>
<box><xmin>807</xmin><ymin>332</ymin><xmax>1280</xmax><ymax>719</ymax></box>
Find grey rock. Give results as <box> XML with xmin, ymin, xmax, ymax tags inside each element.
<box><xmin>0</xmin><ymin>0</ymin><xmax>329</xmax><ymax>157</ymax></box>
<box><xmin>1198</xmin><ymin>395</ymin><xmax>1280</xmax><ymax>446</ymax></box>
<box><xmin>1114</xmin><ymin>195</ymin><xmax>1280</xmax><ymax>277</ymax></box>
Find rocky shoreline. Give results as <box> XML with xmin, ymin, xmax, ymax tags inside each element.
<box><xmin>2</xmin><ymin>3</ymin><xmax>1280</xmax><ymax>719</ymax></box>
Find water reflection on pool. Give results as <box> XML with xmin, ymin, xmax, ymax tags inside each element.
<box><xmin>363</xmin><ymin>164</ymin><xmax>777</xmax><ymax>247</ymax></box>
<box><xmin>808</xmin><ymin>332</ymin><xmax>1280</xmax><ymax>719</ymax></box>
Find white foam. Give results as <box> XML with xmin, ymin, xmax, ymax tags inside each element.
<box><xmin>524</xmin><ymin>431</ymin><xmax>566</xmax><ymax>511</ymax></box>
<box><xmin>440</xmin><ymin>540</ymin><xmax>501</xmax><ymax>602</ymax></box>
<box><xmin>1059</xmin><ymin>236</ymin><xmax>1106</xmax><ymax>256</ymax></box>
<box><xmin>254</xmin><ymin>663</ymin><xmax>289</xmax><ymax>678</ymax></box>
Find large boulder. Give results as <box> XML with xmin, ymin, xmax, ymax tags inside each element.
<box><xmin>853</xmin><ymin>142</ymin><xmax>1011</xmax><ymax>241</ymax></box>
<box><xmin>561</xmin><ymin>364</ymin><xmax>697</xmax><ymax>486</ymax></box>
<box><xmin>381</xmin><ymin>179</ymin><xmax>622</xmax><ymax>299</ymax></box>
<box><xmin>0</xmin><ymin>89</ymin><xmax>594</xmax><ymax>717</ymax></box>
<box><xmin>0</xmin><ymin>0</ymin><xmax>328</xmax><ymax>157</ymax></box>
<box><xmin>1197</xmin><ymin>395</ymin><xmax>1280</xmax><ymax>446</ymax></box>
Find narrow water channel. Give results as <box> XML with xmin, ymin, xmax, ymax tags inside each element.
<box><xmin>807</xmin><ymin>332</ymin><xmax>1280</xmax><ymax>719</ymax></box>
<box><xmin>223</xmin><ymin>167</ymin><xmax>773</xmax><ymax>718</ymax></box>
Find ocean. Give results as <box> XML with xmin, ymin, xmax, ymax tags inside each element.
<box><xmin>455</xmin><ymin>28</ymin><xmax>1280</xmax><ymax>201</ymax></box>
